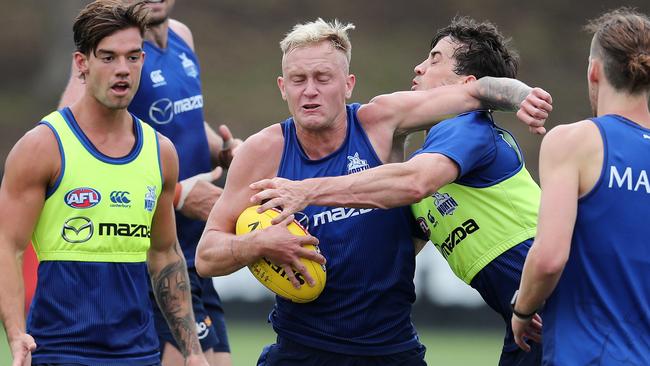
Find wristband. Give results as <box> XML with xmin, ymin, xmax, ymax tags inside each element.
<box><xmin>510</xmin><ymin>290</ymin><xmax>537</xmax><ymax>321</ymax></box>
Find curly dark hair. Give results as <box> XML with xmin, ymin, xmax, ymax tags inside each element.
<box><xmin>430</xmin><ymin>16</ymin><xmax>518</xmax><ymax>79</ymax></box>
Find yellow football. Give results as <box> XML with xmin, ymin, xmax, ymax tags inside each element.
<box><xmin>235</xmin><ymin>205</ymin><xmax>326</xmax><ymax>303</ymax></box>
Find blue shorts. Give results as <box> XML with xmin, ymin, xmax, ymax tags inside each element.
<box><xmin>470</xmin><ymin>239</ymin><xmax>542</xmax><ymax>366</ymax></box>
<box><xmin>257</xmin><ymin>336</ymin><xmax>427</xmax><ymax>366</ymax></box>
<box><xmin>151</xmin><ymin>266</ymin><xmax>230</xmax><ymax>354</ymax></box>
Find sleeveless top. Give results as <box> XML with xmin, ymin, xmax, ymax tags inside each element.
<box><xmin>271</xmin><ymin>103</ymin><xmax>420</xmax><ymax>355</ymax></box>
<box><xmin>542</xmin><ymin>115</ymin><xmax>650</xmax><ymax>365</ymax></box>
<box><xmin>28</xmin><ymin>108</ymin><xmax>161</xmax><ymax>365</ymax></box>
<box><xmin>128</xmin><ymin>28</ymin><xmax>209</xmax><ymax>266</ymax></box>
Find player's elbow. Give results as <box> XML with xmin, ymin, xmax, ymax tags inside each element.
<box><xmin>404</xmin><ymin>182</ymin><xmax>431</xmax><ymax>203</ymax></box>
<box><xmin>194</xmin><ymin>254</ymin><xmax>212</xmax><ymax>278</ymax></box>
<box><xmin>529</xmin><ymin>241</ymin><xmax>569</xmax><ymax>278</ymax></box>
<box><xmin>195</xmin><ymin>242</ymin><xmax>221</xmax><ymax>278</ymax></box>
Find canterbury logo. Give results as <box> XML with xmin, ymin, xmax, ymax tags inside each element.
<box><xmin>110</xmin><ymin>191</ymin><xmax>131</xmax><ymax>204</ymax></box>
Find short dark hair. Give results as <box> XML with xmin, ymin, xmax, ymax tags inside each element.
<box><xmin>430</xmin><ymin>16</ymin><xmax>518</xmax><ymax>79</ymax></box>
<box><xmin>73</xmin><ymin>0</ymin><xmax>149</xmax><ymax>56</ymax></box>
<box><xmin>586</xmin><ymin>7</ymin><xmax>650</xmax><ymax>94</ymax></box>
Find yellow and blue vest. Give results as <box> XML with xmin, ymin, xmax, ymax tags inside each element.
<box><xmin>28</xmin><ymin>108</ymin><xmax>162</xmax><ymax>365</ymax></box>
<box><xmin>411</xmin><ymin>124</ymin><xmax>539</xmax><ymax>284</ymax></box>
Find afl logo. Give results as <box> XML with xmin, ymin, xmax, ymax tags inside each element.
<box><xmin>65</xmin><ymin>187</ymin><xmax>101</xmax><ymax>209</ymax></box>
<box><xmin>416</xmin><ymin>217</ymin><xmax>431</xmax><ymax>238</ymax></box>
<box><xmin>149</xmin><ymin>98</ymin><xmax>174</xmax><ymax>124</ymax></box>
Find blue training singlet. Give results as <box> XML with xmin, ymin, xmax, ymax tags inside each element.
<box><xmin>128</xmin><ymin>29</ymin><xmax>210</xmax><ymax>266</ymax></box>
<box><xmin>271</xmin><ymin>103</ymin><xmax>421</xmax><ymax>356</ymax></box>
<box><xmin>542</xmin><ymin>114</ymin><xmax>650</xmax><ymax>365</ymax></box>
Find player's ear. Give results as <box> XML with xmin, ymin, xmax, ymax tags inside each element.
<box><xmin>587</xmin><ymin>57</ymin><xmax>601</xmax><ymax>85</ymax></box>
<box><xmin>277</xmin><ymin>76</ymin><xmax>287</xmax><ymax>101</ymax></box>
<box><xmin>345</xmin><ymin>74</ymin><xmax>356</xmax><ymax>99</ymax></box>
<box><xmin>74</xmin><ymin>51</ymin><xmax>89</xmax><ymax>79</ymax></box>
<box><xmin>461</xmin><ymin>75</ymin><xmax>477</xmax><ymax>84</ymax></box>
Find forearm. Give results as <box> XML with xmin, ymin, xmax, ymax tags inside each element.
<box><xmin>305</xmin><ymin>163</ymin><xmax>427</xmax><ymax>209</ymax></box>
<box><xmin>204</xmin><ymin>122</ymin><xmax>223</xmax><ymax>168</ymax></box>
<box><xmin>474</xmin><ymin>77</ymin><xmax>532</xmax><ymax>112</ymax></box>
<box><xmin>195</xmin><ymin>229</ymin><xmax>260</xmax><ymax>277</ymax></box>
<box><xmin>0</xmin><ymin>248</ymin><xmax>26</xmax><ymax>342</ymax></box>
<box><xmin>515</xmin><ymin>244</ymin><xmax>565</xmax><ymax>314</ymax></box>
<box><xmin>148</xmin><ymin>243</ymin><xmax>201</xmax><ymax>358</ymax></box>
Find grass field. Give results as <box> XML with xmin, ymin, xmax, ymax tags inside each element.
<box><xmin>1</xmin><ymin>321</ymin><xmax>501</xmax><ymax>365</ymax></box>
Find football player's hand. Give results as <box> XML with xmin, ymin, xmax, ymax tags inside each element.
<box><xmin>215</xmin><ymin>124</ymin><xmax>243</xmax><ymax>169</ymax></box>
<box><xmin>176</xmin><ymin>167</ymin><xmax>223</xmax><ymax>221</ymax></box>
<box><xmin>517</xmin><ymin>87</ymin><xmax>552</xmax><ymax>135</ymax></box>
<box><xmin>511</xmin><ymin>313</ymin><xmax>543</xmax><ymax>352</ymax></box>
<box><xmin>257</xmin><ymin>214</ymin><xmax>324</xmax><ymax>288</ymax></box>
<box><xmin>250</xmin><ymin>177</ymin><xmax>308</xmax><ymax>224</ymax></box>
<box><xmin>10</xmin><ymin>332</ymin><xmax>36</xmax><ymax>366</ymax></box>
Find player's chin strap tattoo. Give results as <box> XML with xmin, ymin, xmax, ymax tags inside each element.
<box><xmin>150</xmin><ymin>243</ymin><xmax>202</xmax><ymax>358</ymax></box>
<box><xmin>475</xmin><ymin>76</ymin><xmax>532</xmax><ymax>112</ymax></box>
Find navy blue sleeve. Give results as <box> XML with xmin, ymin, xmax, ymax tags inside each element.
<box><xmin>412</xmin><ymin>111</ymin><xmax>496</xmax><ymax>178</ymax></box>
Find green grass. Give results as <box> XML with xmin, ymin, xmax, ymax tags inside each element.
<box><xmin>229</xmin><ymin>322</ymin><xmax>501</xmax><ymax>365</ymax></box>
<box><xmin>1</xmin><ymin>322</ymin><xmax>501</xmax><ymax>365</ymax></box>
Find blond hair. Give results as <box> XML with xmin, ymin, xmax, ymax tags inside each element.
<box><xmin>280</xmin><ymin>18</ymin><xmax>355</xmax><ymax>64</ymax></box>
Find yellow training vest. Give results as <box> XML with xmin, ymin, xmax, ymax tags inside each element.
<box><xmin>411</xmin><ymin>128</ymin><xmax>540</xmax><ymax>284</ymax></box>
<box><xmin>32</xmin><ymin>109</ymin><xmax>162</xmax><ymax>263</ymax></box>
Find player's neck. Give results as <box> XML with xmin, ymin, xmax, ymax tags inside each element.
<box><xmin>295</xmin><ymin>116</ymin><xmax>348</xmax><ymax>160</ymax></box>
<box><xmin>145</xmin><ymin>19</ymin><xmax>170</xmax><ymax>49</ymax></box>
<box><xmin>70</xmin><ymin>95</ymin><xmax>133</xmax><ymax>134</ymax></box>
<box><xmin>597</xmin><ymin>87</ymin><xmax>650</xmax><ymax>128</ymax></box>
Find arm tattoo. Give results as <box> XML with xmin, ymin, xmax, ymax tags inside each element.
<box><xmin>150</xmin><ymin>252</ymin><xmax>202</xmax><ymax>357</ymax></box>
<box><xmin>476</xmin><ymin>77</ymin><xmax>532</xmax><ymax>112</ymax></box>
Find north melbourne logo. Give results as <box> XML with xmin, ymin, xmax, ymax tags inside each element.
<box><xmin>179</xmin><ymin>53</ymin><xmax>198</xmax><ymax>78</ymax></box>
<box><xmin>144</xmin><ymin>186</ymin><xmax>157</xmax><ymax>212</ymax></box>
<box><xmin>347</xmin><ymin>152</ymin><xmax>370</xmax><ymax>174</ymax></box>
<box><xmin>433</xmin><ymin>192</ymin><xmax>458</xmax><ymax>216</ymax></box>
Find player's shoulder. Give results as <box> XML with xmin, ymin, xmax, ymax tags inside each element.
<box><xmin>155</xmin><ymin>132</ymin><xmax>177</xmax><ymax>155</ymax></box>
<box><xmin>243</xmin><ymin>124</ymin><xmax>284</xmax><ymax>155</ymax></box>
<box><xmin>19</xmin><ymin>122</ymin><xmax>62</xmax><ymax>153</ymax></box>
<box><xmin>226</xmin><ymin>124</ymin><xmax>284</xmax><ymax>184</ymax></box>
<box><xmin>4</xmin><ymin>123</ymin><xmax>61</xmax><ymax>182</ymax></box>
<box><xmin>168</xmin><ymin>18</ymin><xmax>194</xmax><ymax>50</ymax></box>
<box><xmin>541</xmin><ymin>119</ymin><xmax>600</xmax><ymax>160</ymax></box>
<box><xmin>544</xmin><ymin>119</ymin><xmax>598</xmax><ymax>146</ymax></box>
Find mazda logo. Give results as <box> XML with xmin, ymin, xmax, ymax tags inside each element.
<box><xmin>62</xmin><ymin>217</ymin><xmax>94</xmax><ymax>243</ymax></box>
<box><xmin>294</xmin><ymin>211</ymin><xmax>310</xmax><ymax>230</ymax></box>
<box><xmin>149</xmin><ymin>98</ymin><xmax>174</xmax><ymax>124</ymax></box>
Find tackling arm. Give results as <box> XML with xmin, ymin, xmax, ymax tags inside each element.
<box><xmin>251</xmin><ymin>153</ymin><xmax>459</xmax><ymax>224</ymax></box>
<box><xmin>359</xmin><ymin>77</ymin><xmax>551</xmax><ymax>137</ymax></box>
